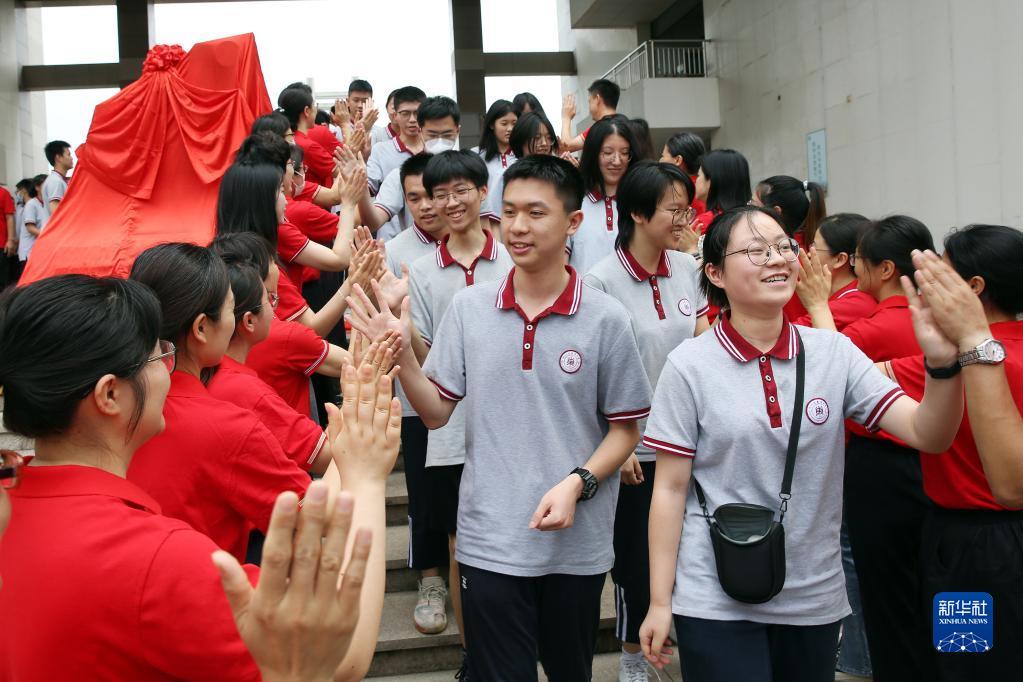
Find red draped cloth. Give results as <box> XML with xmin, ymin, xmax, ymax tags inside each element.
<box><xmin>20</xmin><ymin>34</ymin><xmax>271</xmax><ymax>283</ymax></box>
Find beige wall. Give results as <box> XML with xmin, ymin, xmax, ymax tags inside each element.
<box><xmin>705</xmin><ymin>0</ymin><xmax>1023</xmax><ymax>242</ymax></box>
<box><xmin>0</xmin><ymin>1</ymin><xmax>47</xmax><ymax>186</ymax></box>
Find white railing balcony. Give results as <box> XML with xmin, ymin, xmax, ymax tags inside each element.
<box><xmin>603</xmin><ymin>40</ymin><xmax>713</xmax><ymax>91</ymax></box>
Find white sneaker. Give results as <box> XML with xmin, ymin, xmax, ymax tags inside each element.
<box><xmin>413</xmin><ymin>576</ymin><xmax>448</xmax><ymax>634</ymax></box>
<box><xmin>619</xmin><ymin>653</ymin><xmax>650</xmax><ymax>682</ymax></box>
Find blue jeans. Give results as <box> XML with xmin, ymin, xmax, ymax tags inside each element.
<box><xmin>838</xmin><ymin>517</ymin><xmax>872</xmax><ymax>676</ymax></box>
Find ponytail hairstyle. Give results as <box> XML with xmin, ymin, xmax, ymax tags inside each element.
<box><xmin>943</xmin><ymin>224</ymin><xmax>1023</xmax><ymax>317</ymax></box>
<box><xmin>277</xmin><ymin>84</ymin><xmax>314</xmax><ymax>131</ymax></box>
<box><xmin>857</xmin><ymin>215</ymin><xmax>935</xmax><ymax>280</ymax></box>
<box><xmin>755</xmin><ymin>175</ymin><xmax>826</xmax><ymax>244</ymax></box>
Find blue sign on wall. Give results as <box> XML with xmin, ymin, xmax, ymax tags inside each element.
<box><xmin>806</xmin><ymin>129</ymin><xmax>827</xmax><ymax>189</ymax></box>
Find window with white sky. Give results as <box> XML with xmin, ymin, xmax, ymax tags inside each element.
<box><xmin>39</xmin><ymin>0</ymin><xmax>564</xmax><ymax>149</ymax></box>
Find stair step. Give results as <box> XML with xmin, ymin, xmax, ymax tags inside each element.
<box><xmin>386</xmin><ymin>470</ymin><xmax>408</xmax><ymax>527</ymax></box>
<box><xmin>367</xmin><ymin>574</ymin><xmax>621</xmax><ymax>677</ymax></box>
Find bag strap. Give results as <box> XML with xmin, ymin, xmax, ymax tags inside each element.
<box><xmin>692</xmin><ymin>328</ymin><xmax>805</xmax><ymax>524</ymax></box>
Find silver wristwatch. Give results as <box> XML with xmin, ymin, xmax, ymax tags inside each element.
<box><xmin>958</xmin><ymin>338</ymin><xmax>1006</xmax><ymax>367</ymax></box>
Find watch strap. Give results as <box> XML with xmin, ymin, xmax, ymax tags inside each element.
<box><xmin>925</xmin><ymin>359</ymin><xmax>962</xmax><ymax>379</ymax></box>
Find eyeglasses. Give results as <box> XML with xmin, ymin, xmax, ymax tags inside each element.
<box><xmin>660</xmin><ymin>206</ymin><xmax>697</xmax><ymax>225</ymax></box>
<box><xmin>143</xmin><ymin>340</ymin><xmax>177</xmax><ymax>373</ymax></box>
<box><xmin>269</xmin><ymin>291</ymin><xmax>280</xmax><ymax>311</ymax></box>
<box><xmin>432</xmin><ymin>186</ymin><xmax>478</xmax><ymax>205</ymax></box>
<box><xmin>725</xmin><ymin>237</ymin><xmax>800</xmax><ymax>266</ymax></box>
<box><xmin>395</xmin><ymin>109</ymin><xmax>419</xmax><ymax>120</ymax></box>
<box><xmin>1</xmin><ymin>450</ymin><xmax>25</xmax><ymax>490</ymax></box>
<box><xmin>600</xmin><ymin>149</ymin><xmax>631</xmax><ymax>162</ymax></box>
<box><xmin>293</xmin><ymin>164</ymin><xmax>307</xmax><ymax>178</ymax></box>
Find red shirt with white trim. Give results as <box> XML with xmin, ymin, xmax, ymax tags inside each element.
<box><xmin>888</xmin><ymin>320</ymin><xmax>1023</xmax><ymax>510</ymax></box>
<box><xmin>307</xmin><ymin>123</ymin><xmax>341</xmax><ymax>158</ymax></box>
<box><xmin>209</xmin><ymin>355</ymin><xmax>326</xmax><ymax>470</ymax></box>
<box><xmin>294</xmin><ymin>129</ymin><xmax>335</xmax><ymax>188</ymax></box>
<box><xmin>0</xmin><ymin>465</ymin><xmax>260</xmax><ymax>680</ymax></box>
<box><xmin>422</xmin><ymin>266</ymin><xmax>651</xmax><ymax>576</ymax></box>
<box><xmin>275</xmin><ymin>269</ymin><xmax>309</xmax><ymax>321</ymax></box>
<box><xmin>643</xmin><ymin>315</ymin><xmax>905</xmax><ymax>625</ymax></box>
<box><xmin>246</xmin><ymin>316</ymin><xmax>330</xmax><ymax>417</ymax></box>
<box><xmin>277</xmin><ymin>220</ymin><xmax>316</xmax><ymax>284</ymax></box>
<box><xmin>285</xmin><ymin>195</ymin><xmax>338</xmax><ymax>244</ymax></box>
<box><xmin>127</xmin><ymin>372</ymin><xmax>311</xmax><ymax>561</ymax></box>
<box><xmin>793</xmin><ymin>280</ymin><xmax>877</xmax><ymax>331</ymax></box>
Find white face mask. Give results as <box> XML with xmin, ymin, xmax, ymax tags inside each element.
<box><xmin>425</xmin><ymin>137</ymin><xmax>458</xmax><ymax>154</ymax></box>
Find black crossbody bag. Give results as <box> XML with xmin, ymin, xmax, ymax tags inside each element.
<box><xmin>692</xmin><ymin>332</ymin><xmax>804</xmax><ymax>604</ymax></box>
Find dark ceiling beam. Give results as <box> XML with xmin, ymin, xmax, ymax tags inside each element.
<box><xmin>20</xmin><ymin>62</ymin><xmax>121</xmax><ymax>90</ymax></box>
<box><xmin>483</xmin><ymin>52</ymin><xmax>576</xmax><ymax>76</ymax></box>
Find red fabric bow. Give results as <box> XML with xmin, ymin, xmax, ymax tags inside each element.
<box><xmin>141</xmin><ymin>44</ymin><xmax>186</xmax><ymax>74</ymax></box>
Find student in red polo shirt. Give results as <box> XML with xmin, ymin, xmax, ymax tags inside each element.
<box><xmin>660</xmin><ymin>131</ymin><xmax>707</xmax><ymax>215</ymax></box>
<box><xmin>0</xmin><ymin>274</ymin><xmax>401</xmax><ymax>681</ymax></box>
<box><xmin>792</xmin><ymin>213</ymin><xmax>876</xmax><ymax>330</ymax></box>
<box><xmin>692</xmin><ymin>149</ymin><xmax>752</xmax><ymax>235</ymax></box>
<box><xmin>560</xmin><ymin>78</ymin><xmax>620</xmax><ymax>153</ymax></box>
<box><xmin>639</xmin><ymin>205</ymin><xmax>963</xmax><ymax>682</ymax></box>
<box><xmin>126</xmin><ymin>243</ymin><xmax>314</xmax><ymax>562</ymax></box>
<box><xmin>881</xmin><ymin>227</ymin><xmax>1023</xmax><ymax>682</ymax></box>
<box><xmin>751</xmin><ymin>175</ymin><xmax>827</xmax><ymax>321</ymax></box>
<box><xmin>797</xmin><ymin>215</ymin><xmax>938</xmax><ymax>681</ymax></box>
<box><xmin>278</xmin><ymin>83</ymin><xmax>335</xmax><ymax>188</ymax></box>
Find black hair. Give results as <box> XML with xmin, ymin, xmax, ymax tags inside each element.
<box><xmin>234</xmin><ymin>132</ymin><xmax>291</xmax><ymax>171</ymax></box>
<box><xmin>314</xmin><ymin>110</ymin><xmax>331</xmax><ymax>126</ymax></box>
<box><xmin>130</xmin><ymin>243</ymin><xmax>230</xmax><ymax>348</ymax></box>
<box><xmin>44</xmin><ymin>140</ymin><xmax>71</xmax><ymax>166</ymax></box>
<box><xmin>250</xmin><ymin>112</ymin><xmax>290</xmax><ymax>138</ymax></box>
<box><xmin>385</xmin><ymin>88</ymin><xmax>399</xmax><ymax>108</ymax></box>
<box><xmin>858</xmin><ymin>215</ymin><xmax>935</xmax><ymax>279</ymax></box>
<box><xmin>478</xmin><ymin>99</ymin><xmax>516</xmax><ymax>161</ymax></box>
<box><xmin>399</xmin><ymin>152</ymin><xmax>434</xmax><ymax>190</ymax></box>
<box><xmin>512</xmin><ymin>92</ymin><xmax>544</xmax><ymax>117</ymax></box>
<box><xmin>0</xmin><ymin>275</ymin><xmax>161</xmax><ymax>438</ymax></box>
<box><xmin>15</xmin><ymin>178</ymin><xmax>31</xmax><ymax>192</ymax></box>
<box><xmin>615</xmin><ymin>161</ymin><xmax>694</xmax><ymax>249</ymax></box>
<box><xmin>32</xmin><ymin>174</ymin><xmax>47</xmax><ymax>189</ymax></box>
<box><xmin>502</xmin><ymin>154</ymin><xmax>583</xmax><ymax>213</ymax></box>
<box><xmin>289</xmin><ymin>143</ymin><xmax>304</xmax><ymax>168</ymax></box>
<box><xmin>700</xmin><ymin>149</ymin><xmax>751</xmax><ymax>213</ymax></box>
<box><xmin>209</xmin><ymin>232</ymin><xmax>273</xmax><ymax>280</ymax></box>
<box><xmin>417</xmin><ymin>96</ymin><xmax>460</xmax><ymax>127</ymax></box>
<box><xmin>348</xmin><ymin>79</ymin><xmax>373</xmax><ymax>96</ymax></box>
<box><xmin>943</xmin><ymin>224</ymin><xmax>1023</xmax><ymax>316</ymax></box>
<box><xmin>222</xmin><ymin>260</ymin><xmax>265</xmax><ymax>324</ymax></box>
<box><xmin>627</xmin><ymin>118</ymin><xmax>655</xmax><ymax>161</ymax></box>
<box><xmin>17</xmin><ymin>178</ymin><xmax>36</xmax><ymax>199</ymax></box>
<box><xmin>509</xmin><ymin>111</ymin><xmax>559</xmax><ymax>158</ymax></box>
<box><xmin>588</xmin><ymin>79</ymin><xmax>620</xmax><ymax>109</ymax></box>
<box><xmin>422</xmin><ymin>150</ymin><xmax>488</xmax><ymax>195</ymax></box>
<box><xmin>817</xmin><ymin>213</ymin><xmax>870</xmax><ymax>260</ymax></box>
<box><xmin>755</xmin><ymin>175</ymin><xmax>827</xmax><ymax>243</ymax></box>
<box><xmin>277</xmin><ymin>85</ymin><xmax>314</xmax><ymax>131</ymax></box>
<box><xmin>393</xmin><ymin>86</ymin><xmax>427</xmax><ymax>111</ymax></box>
<box><xmin>579</xmin><ymin>114</ymin><xmax>639</xmax><ymax>195</ymax></box>
<box><xmin>700</xmin><ymin>206</ymin><xmax>787</xmax><ymax>308</ymax></box>
<box><xmin>664</xmin><ymin>131</ymin><xmax>706</xmax><ymax>175</ymax></box>
<box><xmin>216</xmin><ymin>162</ymin><xmax>284</xmax><ymax>248</ymax></box>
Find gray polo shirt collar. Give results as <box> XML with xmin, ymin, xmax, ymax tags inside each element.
<box><xmin>587</xmin><ymin>189</ymin><xmax>616</xmax><ymax>232</ymax></box>
<box><xmin>495</xmin><ymin>266</ymin><xmax>583</xmax><ymax>370</ymax></box>
<box><xmin>617</xmin><ymin>246</ymin><xmax>672</xmax><ymax>320</ymax></box>
<box><xmin>435</xmin><ymin>230</ymin><xmax>499</xmax><ymax>286</ymax></box>
<box><xmin>714</xmin><ymin>311</ymin><xmax>801</xmax><ymax>428</ymax></box>
<box><xmin>411</xmin><ymin>222</ymin><xmax>436</xmax><ymax>244</ymax></box>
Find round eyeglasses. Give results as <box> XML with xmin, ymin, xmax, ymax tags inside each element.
<box><xmin>660</xmin><ymin>206</ymin><xmax>697</xmax><ymax>225</ymax></box>
<box><xmin>143</xmin><ymin>339</ymin><xmax>177</xmax><ymax>373</ymax></box>
<box><xmin>724</xmin><ymin>237</ymin><xmax>800</xmax><ymax>266</ymax></box>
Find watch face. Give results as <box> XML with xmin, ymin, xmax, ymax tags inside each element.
<box><xmin>983</xmin><ymin>340</ymin><xmax>1007</xmax><ymax>362</ymax></box>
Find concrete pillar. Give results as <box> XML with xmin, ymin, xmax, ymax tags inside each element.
<box><xmin>0</xmin><ymin>0</ymin><xmax>46</xmax><ymax>184</ymax></box>
<box><xmin>451</xmin><ymin>0</ymin><xmax>485</xmax><ymax>149</ymax></box>
<box><xmin>116</xmin><ymin>0</ymin><xmax>153</xmax><ymax>87</ymax></box>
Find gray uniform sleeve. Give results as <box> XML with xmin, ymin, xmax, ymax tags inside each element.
<box><xmin>422</xmin><ymin>297</ymin><xmax>466</xmax><ymax>401</ymax></box>
<box><xmin>597</xmin><ymin>315</ymin><xmax>652</xmax><ymax>422</ymax></box>
<box><xmin>582</xmin><ymin>272</ymin><xmax>608</xmax><ymax>293</ymax></box>
<box><xmin>409</xmin><ymin>265</ymin><xmax>434</xmax><ymax>345</ymax></box>
<box><xmin>642</xmin><ymin>350</ymin><xmax>698</xmax><ymax>457</ymax></box>
<box><xmin>43</xmin><ymin>175</ymin><xmax>65</xmax><ymax>206</ymax></box>
<box><xmin>839</xmin><ymin>335</ymin><xmax>907</xmax><ymax>431</ymax></box>
<box><xmin>373</xmin><ymin>168</ymin><xmax>405</xmax><ymax>219</ymax></box>
<box><xmin>366</xmin><ymin>142</ymin><xmax>386</xmax><ymax>194</ymax></box>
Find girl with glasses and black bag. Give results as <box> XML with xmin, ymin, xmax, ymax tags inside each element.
<box><xmin>639</xmin><ymin>206</ymin><xmax>964</xmax><ymax>682</ymax></box>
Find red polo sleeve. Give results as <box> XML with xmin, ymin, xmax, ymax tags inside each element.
<box><xmin>275</xmin><ymin>272</ymin><xmax>308</xmax><ymax>321</ymax></box>
<box><xmin>295</xmin><ymin>133</ymin><xmax>336</xmax><ymax>188</ymax></box>
<box><xmin>286</xmin><ymin>321</ymin><xmax>330</xmax><ymax>376</ymax></box>
<box><xmin>285</xmin><ymin>199</ymin><xmax>339</xmax><ymax>243</ymax></box>
<box><xmin>139</xmin><ymin>529</ymin><xmax>260</xmax><ymax>679</ymax></box>
<box><xmin>0</xmin><ymin>188</ymin><xmax>14</xmax><ymax>216</ymax></box>
<box><xmin>251</xmin><ymin>390</ymin><xmax>327</xmax><ymax>468</ymax></box>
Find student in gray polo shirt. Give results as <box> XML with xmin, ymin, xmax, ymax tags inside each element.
<box><xmin>367</xmin><ymin>86</ymin><xmax>425</xmax><ymax>194</ymax></box>
<box><xmin>639</xmin><ymin>206</ymin><xmax>966</xmax><ymax>682</ymax></box>
<box><xmin>42</xmin><ymin>140</ymin><xmax>72</xmax><ymax>219</ymax></box>
<box><xmin>381</xmin><ymin>152</ymin><xmax>453</xmax><ymax>636</ymax></box>
<box><xmin>350</xmin><ymin>155</ymin><xmax>651</xmax><ymax>680</ymax></box>
<box><xmin>583</xmin><ymin>161</ymin><xmax>709</xmax><ymax>681</ymax></box>
<box><xmin>406</xmin><ymin>151</ymin><xmax>513</xmax><ymax>662</ymax></box>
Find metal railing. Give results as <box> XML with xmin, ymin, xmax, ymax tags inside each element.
<box><xmin>602</xmin><ymin>40</ymin><xmax>712</xmax><ymax>90</ymax></box>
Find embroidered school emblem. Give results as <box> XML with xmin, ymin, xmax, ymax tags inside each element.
<box><xmin>559</xmin><ymin>349</ymin><xmax>582</xmax><ymax>374</ymax></box>
<box><xmin>677</xmin><ymin>298</ymin><xmax>693</xmax><ymax>316</ymax></box>
<box><xmin>806</xmin><ymin>397</ymin><xmax>830</xmax><ymax>425</ymax></box>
